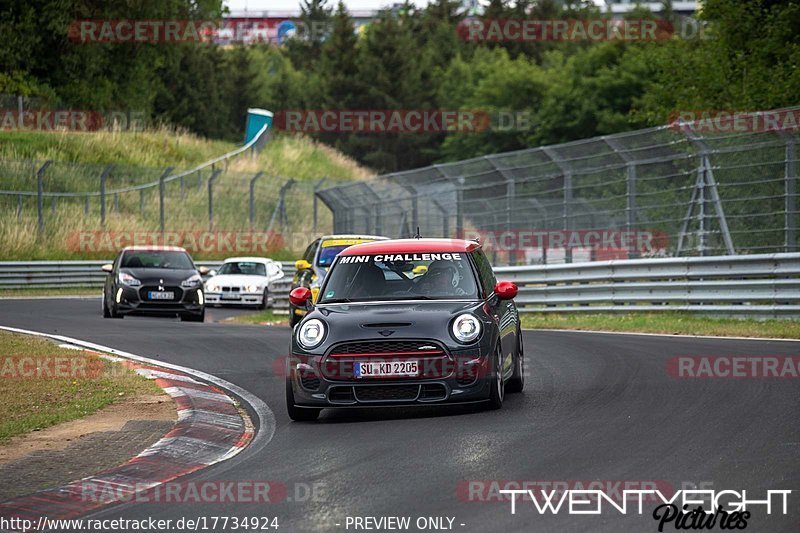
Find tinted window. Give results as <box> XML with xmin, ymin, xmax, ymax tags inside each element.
<box><xmin>303</xmin><ymin>241</ymin><xmax>318</xmax><ymax>263</ymax></box>
<box><xmin>319</xmin><ymin>252</ymin><xmax>479</xmax><ymax>303</ymax></box>
<box><xmin>121</xmin><ymin>251</ymin><xmax>194</xmax><ymax>270</ymax></box>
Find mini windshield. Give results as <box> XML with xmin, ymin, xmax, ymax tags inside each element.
<box><xmin>319</xmin><ymin>252</ymin><xmax>479</xmax><ymax>303</ymax></box>
<box><xmin>120</xmin><ymin>251</ymin><xmax>194</xmax><ymax>270</ymax></box>
<box><xmin>218</xmin><ymin>262</ymin><xmax>267</xmax><ymax>276</ymax></box>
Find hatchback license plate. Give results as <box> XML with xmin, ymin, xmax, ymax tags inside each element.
<box><xmin>355</xmin><ymin>361</ymin><xmax>419</xmax><ymax>378</ymax></box>
<box><xmin>148</xmin><ymin>291</ymin><xmax>174</xmax><ymax>300</ymax></box>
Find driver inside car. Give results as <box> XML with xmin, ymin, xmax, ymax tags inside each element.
<box><xmin>419</xmin><ymin>260</ymin><xmax>464</xmax><ymax>296</ymax></box>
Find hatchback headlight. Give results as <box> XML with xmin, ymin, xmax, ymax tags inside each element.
<box><xmin>451</xmin><ymin>313</ymin><xmax>481</xmax><ymax>344</ymax></box>
<box><xmin>118</xmin><ymin>272</ymin><xmax>141</xmax><ymax>286</ymax></box>
<box><xmin>297</xmin><ymin>319</ymin><xmax>326</xmax><ymax>348</ymax></box>
<box><xmin>181</xmin><ymin>273</ymin><xmax>202</xmax><ymax>288</ymax></box>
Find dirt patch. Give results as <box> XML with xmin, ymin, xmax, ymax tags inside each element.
<box><xmin>0</xmin><ymin>392</ymin><xmax>175</xmax><ymax>465</ymax></box>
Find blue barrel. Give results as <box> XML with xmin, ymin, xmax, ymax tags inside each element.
<box><xmin>245</xmin><ymin>108</ymin><xmax>273</xmax><ymax>144</ymax></box>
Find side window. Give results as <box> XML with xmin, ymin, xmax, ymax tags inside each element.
<box><xmin>303</xmin><ymin>241</ymin><xmax>318</xmax><ymax>263</ymax></box>
<box><xmin>471</xmin><ymin>250</ymin><xmax>497</xmax><ymax>296</ymax></box>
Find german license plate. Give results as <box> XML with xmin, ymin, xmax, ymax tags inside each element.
<box><xmin>355</xmin><ymin>360</ymin><xmax>419</xmax><ymax>378</ymax></box>
<box><xmin>221</xmin><ymin>293</ymin><xmax>241</xmax><ymax>300</ymax></box>
<box><xmin>148</xmin><ymin>291</ymin><xmax>174</xmax><ymax>300</ymax></box>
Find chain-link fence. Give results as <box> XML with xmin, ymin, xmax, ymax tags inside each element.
<box><xmin>316</xmin><ymin>108</ymin><xmax>800</xmax><ymax>265</ymax></box>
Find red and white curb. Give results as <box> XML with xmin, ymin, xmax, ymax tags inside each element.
<box><xmin>0</xmin><ymin>326</ymin><xmax>274</xmax><ymax>527</ymax></box>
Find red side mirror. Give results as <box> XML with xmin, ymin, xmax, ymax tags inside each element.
<box><xmin>289</xmin><ymin>287</ymin><xmax>312</xmax><ymax>307</ymax></box>
<box><xmin>494</xmin><ymin>280</ymin><xmax>518</xmax><ymax>300</ymax></box>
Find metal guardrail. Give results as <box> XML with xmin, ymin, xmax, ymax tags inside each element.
<box><xmin>3</xmin><ymin>253</ymin><xmax>800</xmax><ymax>317</ymax></box>
<box><xmin>494</xmin><ymin>252</ymin><xmax>800</xmax><ymax>316</ymax></box>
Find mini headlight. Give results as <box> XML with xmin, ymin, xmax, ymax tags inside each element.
<box><xmin>118</xmin><ymin>272</ymin><xmax>141</xmax><ymax>286</ymax></box>
<box><xmin>297</xmin><ymin>319</ymin><xmax>326</xmax><ymax>348</ymax></box>
<box><xmin>181</xmin><ymin>273</ymin><xmax>202</xmax><ymax>288</ymax></box>
<box><xmin>451</xmin><ymin>313</ymin><xmax>481</xmax><ymax>344</ymax></box>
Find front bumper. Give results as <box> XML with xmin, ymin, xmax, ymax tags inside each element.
<box><xmin>287</xmin><ymin>346</ymin><xmax>494</xmax><ymax>408</ymax></box>
<box><xmin>115</xmin><ymin>285</ymin><xmax>204</xmax><ymax>316</ymax></box>
<box><xmin>206</xmin><ymin>291</ymin><xmax>266</xmax><ymax>306</ymax></box>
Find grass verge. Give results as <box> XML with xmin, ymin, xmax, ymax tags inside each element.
<box><xmin>520</xmin><ymin>312</ymin><xmax>800</xmax><ymax>339</ymax></box>
<box><xmin>0</xmin><ymin>288</ymin><xmax>100</xmax><ymax>298</ymax></box>
<box><xmin>0</xmin><ymin>330</ymin><xmax>161</xmax><ymax>442</ymax></box>
<box><xmin>225</xmin><ymin>309</ymin><xmax>288</xmax><ymax>326</ymax></box>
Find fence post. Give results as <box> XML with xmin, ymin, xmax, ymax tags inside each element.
<box><xmin>158</xmin><ymin>167</ymin><xmax>173</xmax><ymax>235</ymax></box>
<box><xmin>312</xmin><ymin>177</ymin><xmax>327</xmax><ymax>234</ymax></box>
<box><xmin>249</xmin><ymin>171</ymin><xmax>263</xmax><ymax>229</ymax></box>
<box><xmin>456</xmin><ymin>176</ymin><xmax>464</xmax><ymax>239</ymax></box>
<box><xmin>51</xmin><ymin>196</ymin><xmax>56</xmax><ymax>214</ymax></box>
<box><xmin>784</xmin><ymin>134</ymin><xmax>797</xmax><ymax>252</ymax></box>
<box><xmin>113</xmin><ymin>192</ymin><xmax>119</xmax><ymax>213</ymax></box>
<box><xmin>17</xmin><ymin>194</ymin><xmax>22</xmax><ymax>220</ymax></box>
<box><xmin>99</xmin><ymin>164</ymin><xmax>113</xmax><ymax>228</ymax></box>
<box><xmin>84</xmin><ymin>195</ymin><xmax>89</xmax><ymax>215</ymax></box>
<box><xmin>36</xmin><ymin>160</ymin><xmax>51</xmax><ymax>234</ymax></box>
<box><xmin>207</xmin><ymin>169</ymin><xmax>222</xmax><ymax>231</ymax></box>
<box><xmin>180</xmin><ymin>175</ymin><xmax>185</xmax><ymax>199</ymax></box>
<box><xmin>139</xmin><ymin>189</ymin><xmax>145</xmax><ymax>216</ymax></box>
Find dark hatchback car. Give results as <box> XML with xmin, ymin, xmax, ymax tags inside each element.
<box><xmin>286</xmin><ymin>238</ymin><xmax>524</xmax><ymax>421</ymax></box>
<box><xmin>101</xmin><ymin>246</ymin><xmax>208</xmax><ymax>321</ymax></box>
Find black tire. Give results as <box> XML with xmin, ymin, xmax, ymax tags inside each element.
<box><xmin>181</xmin><ymin>310</ymin><xmax>205</xmax><ymax>322</ymax></box>
<box><xmin>107</xmin><ymin>295</ymin><xmax>123</xmax><ymax>319</ymax></box>
<box><xmin>257</xmin><ymin>288</ymin><xmax>268</xmax><ymax>310</ymax></box>
<box><xmin>102</xmin><ymin>292</ymin><xmax>111</xmax><ymax>318</ymax></box>
<box><xmin>286</xmin><ymin>378</ymin><xmax>321</xmax><ymax>421</ymax></box>
<box><xmin>486</xmin><ymin>343</ymin><xmax>505</xmax><ymax>410</ymax></box>
<box><xmin>507</xmin><ymin>327</ymin><xmax>525</xmax><ymax>394</ymax></box>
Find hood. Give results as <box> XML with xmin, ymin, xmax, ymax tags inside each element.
<box><xmin>121</xmin><ymin>267</ymin><xmax>196</xmax><ymax>285</ymax></box>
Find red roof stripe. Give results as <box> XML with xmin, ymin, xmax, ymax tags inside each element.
<box><xmin>340</xmin><ymin>238</ymin><xmax>480</xmax><ymax>255</ymax></box>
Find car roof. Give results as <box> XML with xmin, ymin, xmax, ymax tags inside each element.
<box><xmin>319</xmin><ymin>234</ymin><xmax>389</xmax><ymax>242</ymax></box>
<box><xmin>122</xmin><ymin>245</ymin><xmax>188</xmax><ymax>252</ymax></box>
<box><xmin>222</xmin><ymin>257</ymin><xmax>275</xmax><ymax>264</ymax></box>
<box><xmin>340</xmin><ymin>238</ymin><xmax>480</xmax><ymax>255</ymax></box>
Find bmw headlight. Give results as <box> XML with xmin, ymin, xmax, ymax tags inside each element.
<box><xmin>118</xmin><ymin>272</ymin><xmax>141</xmax><ymax>286</ymax></box>
<box><xmin>181</xmin><ymin>273</ymin><xmax>203</xmax><ymax>288</ymax></box>
<box><xmin>451</xmin><ymin>313</ymin><xmax>481</xmax><ymax>344</ymax></box>
<box><xmin>206</xmin><ymin>283</ymin><xmax>219</xmax><ymax>293</ymax></box>
<box><xmin>244</xmin><ymin>285</ymin><xmax>262</xmax><ymax>293</ymax></box>
<box><xmin>297</xmin><ymin>319</ymin><xmax>326</xmax><ymax>349</ymax></box>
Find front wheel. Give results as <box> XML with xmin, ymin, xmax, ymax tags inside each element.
<box><xmin>286</xmin><ymin>378</ymin><xmax>321</xmax><ymax>421</ymax></box>
<box><xmin>257</xmin><ymin>288</ymin><xmax>268</xmax><ymax>310</ymax></box>
<box><xmin>181</xmin><ymin>310</ymin><xmax>205</xmax><ymax>322</ymax></box>
<box><xmin>486</xmin><ymin>343</ymin><xmax>505</xmax><ymax>410</ymax></box>
<box><xmin>507</xmin><ymin>327</ymin><xmax>525</xmax><ymax>393</ymax></box>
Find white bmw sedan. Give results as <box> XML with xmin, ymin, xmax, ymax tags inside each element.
<box><xmin>204</xmin><ymin>257</ymin><xmax>284</xmax><ymax>309</ymax></box>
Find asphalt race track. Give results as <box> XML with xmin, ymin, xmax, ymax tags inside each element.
<box><xmin>0</xmin><ymin>299</ymin><xmax>798</xmax><ymax>532</ymax></box>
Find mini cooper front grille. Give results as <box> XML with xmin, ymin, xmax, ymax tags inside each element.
<box><xmin>354</xmin><ymin>385</ymin><xmax>419</xmax><ymax>402</ymax></box>
<box><xmin>330</xmin><ymin>340</ymin><xmax>446</xmax><ymax>357</ymax></box>
<box><xmin>328</xmin><ymin>387</ymin><xmax>356</xmax><ymax>403</ymax></box>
